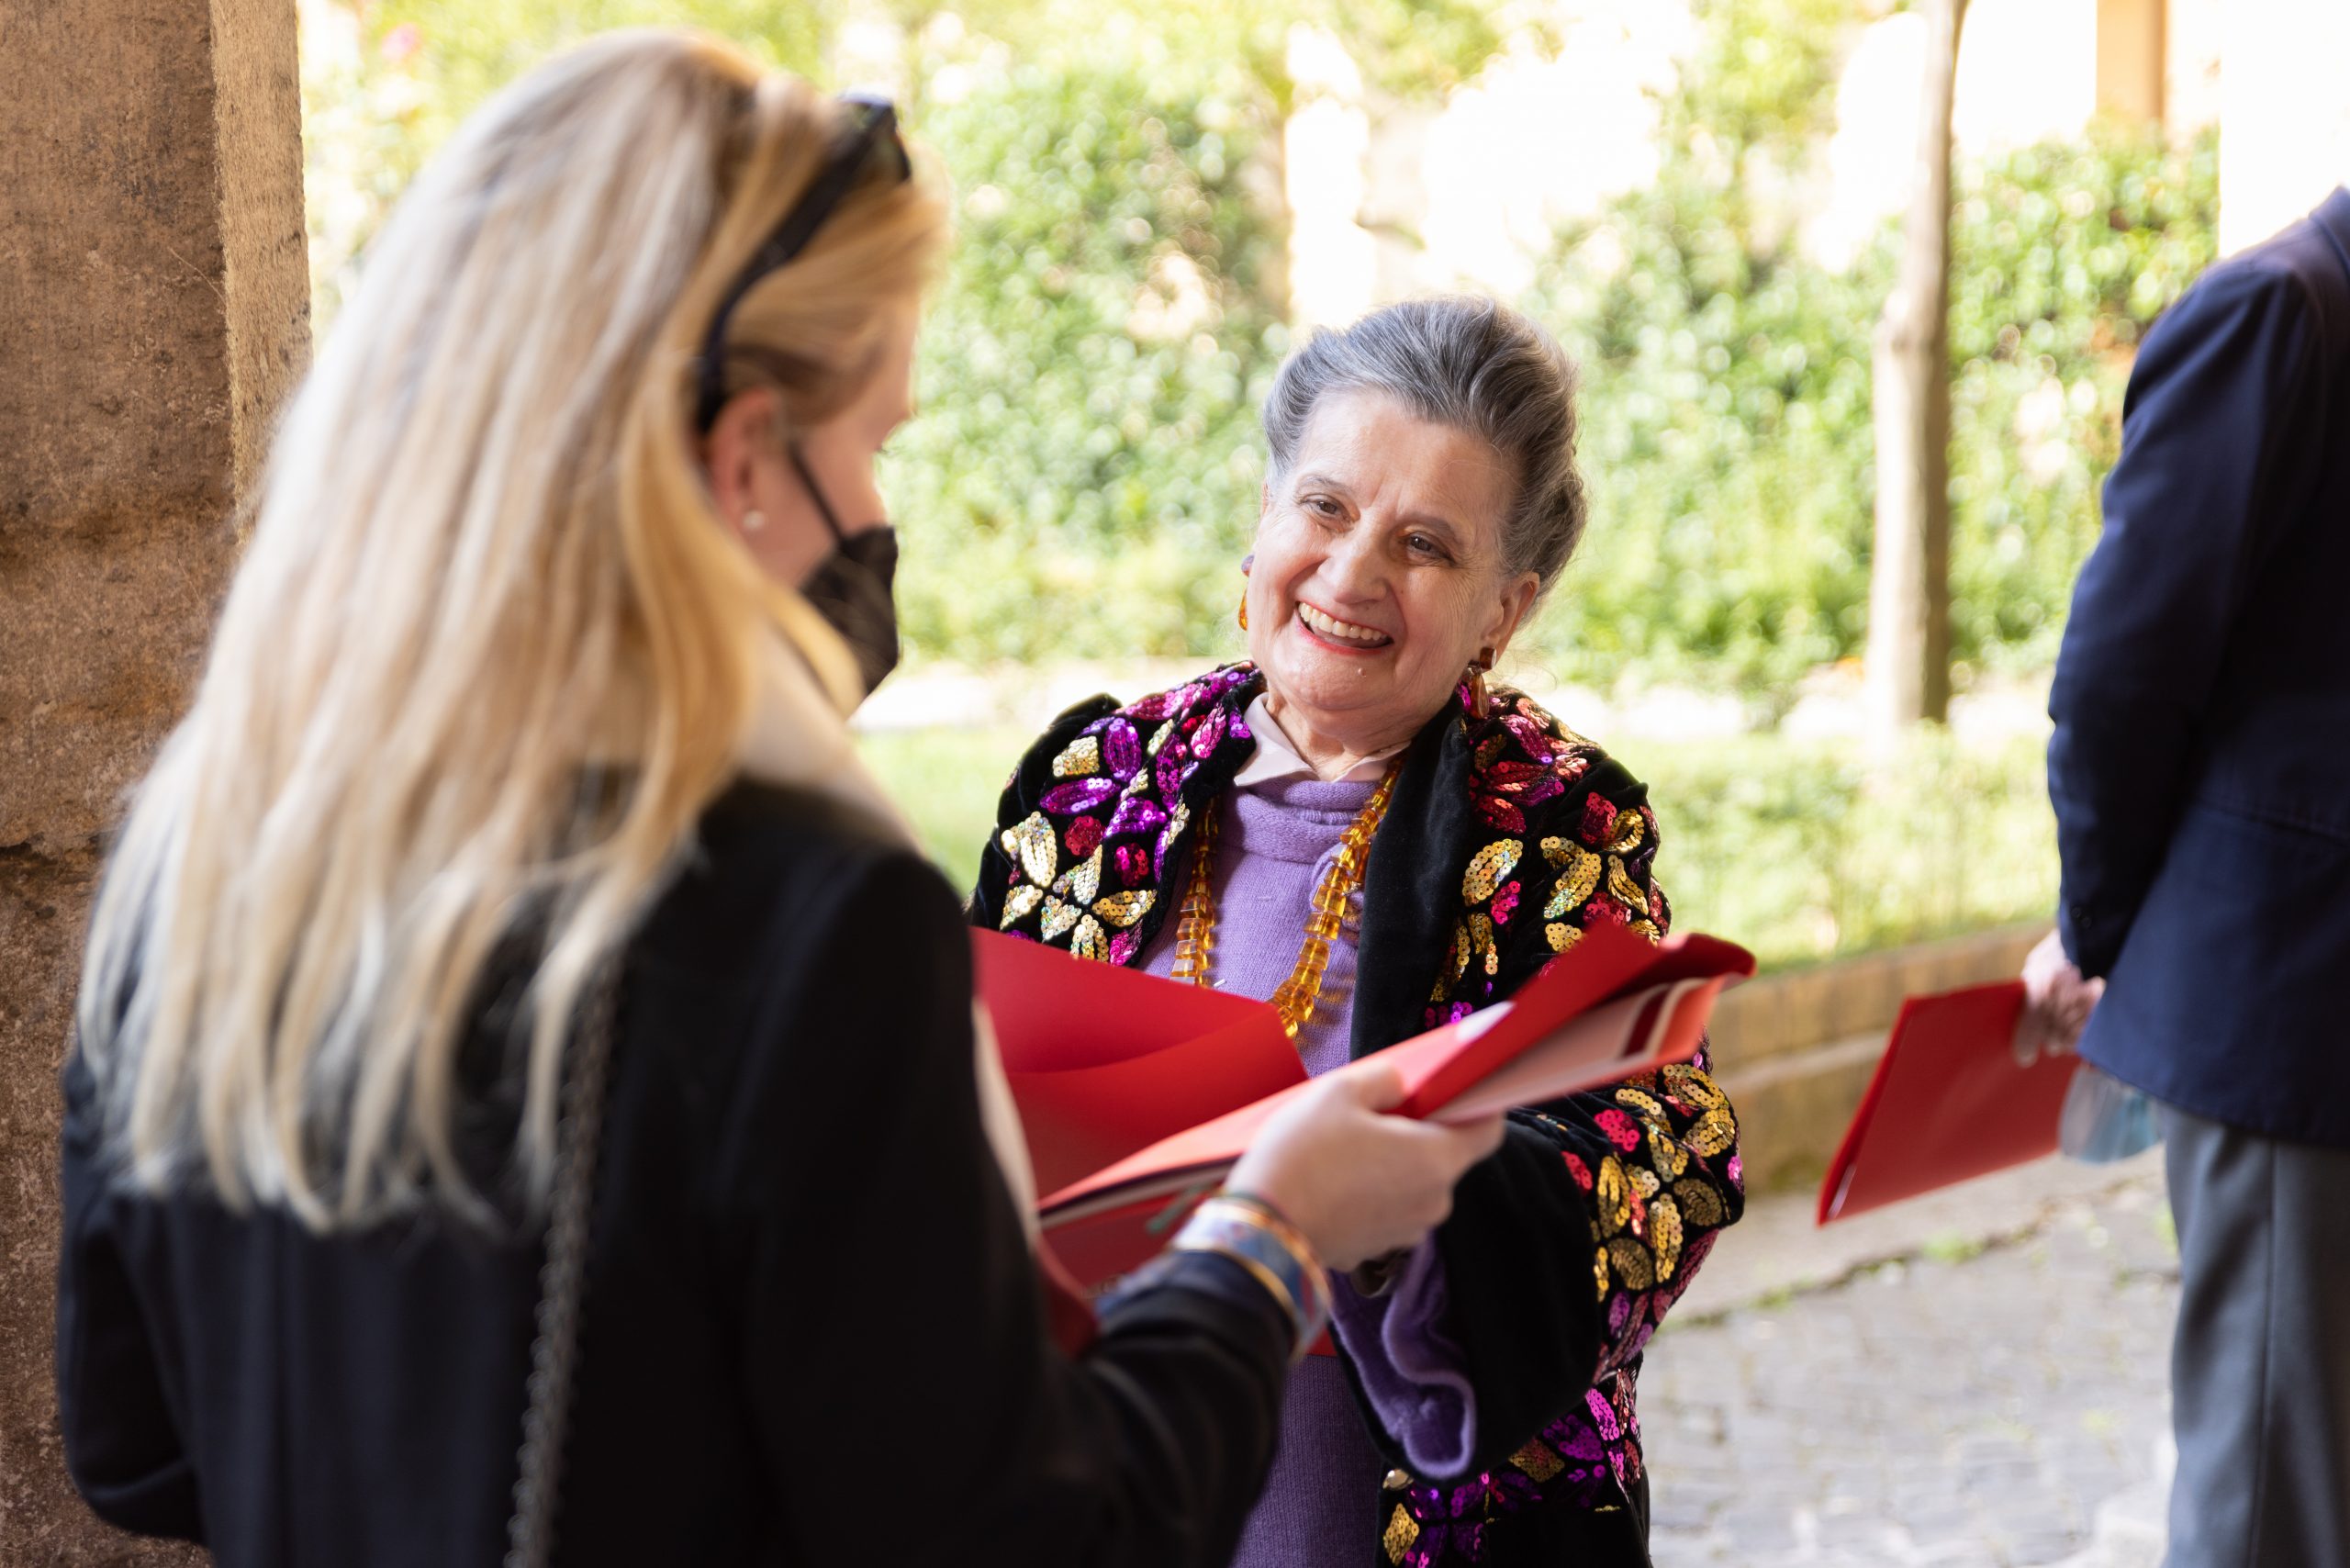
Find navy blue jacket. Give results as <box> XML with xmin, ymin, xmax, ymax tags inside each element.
<box><xmin>2049</xmin><ymin>187</ymin><xmax>2350</xmax><ymax>1147</ymax></box>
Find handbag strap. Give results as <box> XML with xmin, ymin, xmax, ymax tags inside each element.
<box><xmin>505</xmin><ymin>968</ymin><xmax>622</xmax><ymax>1568</ymax></box>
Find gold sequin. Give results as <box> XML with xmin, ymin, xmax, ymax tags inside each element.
<box><xmin>1092</xmin><ymin>890</ymin><xmax>1155</xmax><ymax>928</ymax></box>
<box><xmin>1541</xmin><ymin>838</ymin><xmax>1602</xmax><ymax>916</ymax></box>
<box><xmin>1616</xmin><ymin>1088</ymin><xmax>1667</xmax><ymax>1121</ymax></box>
<box><xmin>1039</xmin><ymin>897</ymin><xmax>1080</xmax><ymax>941</ymax></box>
<box><xmin>1470</xmin><ymin>912</ymin><xmax>1499</xmax><ymax>977</ymax></box>
<box><xmin>1607</xmin><ymin>810</ymin><xmax>1646</xmax><ymax>855</ymax></box>
<box><xmin>1662</xmin><ymin>1064</ymin><xmax>1722</xmax><ymax>1106</ymax></box>
<box><xmin>1510</xmin><ymin>1439</ymin><xmax>1566</xmax><ymax>1483</ymax></box>
<box><xmin>1645</xmin><ymin>1123</ymin><xmax>1689</xmax><ymax>1180</ymax></box>
<box><xmin>1594</xmin><ymin>1245</ymin><xmax>1611</xmax><ymax>1297</ymax></box>
<box><xmin>1000</xmin><ymin>885</ymin><xmax>1045</xmax><ymax>928</ymax></box>
<box><xmin>1053</xmin><ymin>846</ymin><xmax>1102</xmax><ymax>905</ymax></box>
<box><xmin>1629</xmin><ymin>918</ymin><xmax>1662</xmax><ymax>945</ymax></box>
<box><xmin>1684</xmin><ymin>1110</ymin><xmax>1738</xmax><ymax>1159</ymax></box>
<box><xmin>1383</xmin><ymin>1506</ymin><xmax>1419</xmax><ymax>1565</ymax></box>
<box><xmin>1072</xmin><ymin>914</ymin><xmax>1109</xmax><ymax>960</ymax></box>
<box><xmin>1461</xmin><ymin>840</ymin><xmax>1522</xmax><ymax>904</ymax></box>
<box><xmin>1674</xmin><ymin>1176</ymin><xmax>1727</xmax><ymax>1227</ymax></box>
<box><xmin>1663</xmin><ymin>1065</ymin><xmax>1739</xmax><ymax>1158</ymax></box>
<box><xmin>1650</xmin><ymin>1193</ymin><xmax>1684</xmax><ymax>1282</ymax></box>
<box><xmin>1606</xmin><ymin>1236</ymin><xmax>1656</xmax><ymax>1291</ymax></box>
<box><xmin>1546</xmin><ymin>922</ymin><xmax>1581</xmax><ymax>954</ymax></box>
<box><xmin>1008</xmin><ymin>812</ymin><xmax>1058</xmax><ymax>885</ymax></box>
<box><xmin>1051</xmin><ymin>735</ymin><xmax>1101</xmax><ymax>778</ymax></box>
<box><xmin>1595</xmin><ymin>1155</ymin><xmax>1631</xmax><ymax>1235</ymax></box>
<box><xmin>1606</xmin><ymin>854</ymin><xmax>1649</xmax><ymax>913</ymax></box>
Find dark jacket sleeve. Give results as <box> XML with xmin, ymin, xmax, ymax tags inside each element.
<box><xmin>56</xmin><ymin>1051</ymin><xmax>206</xmax><ymax>1541</ymax></box>
<box><xmin>1430</xmin><ymin>777</ymin><xmax>1742</xmax><ymax>1473</ymax></box>
<box><xmin>728</xmin><ymin>846</ymin><xmax>1290</xmax><ymax>1568</ymax></box>
<box><xmin>2047</xmin><ymin>264</ymin><xmax>2325</xmax><ymax>976</ymax></box>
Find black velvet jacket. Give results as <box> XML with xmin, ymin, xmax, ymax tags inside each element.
<box><xmin>972</xmin><ymin>665</ymin><xmax>1746</xmax><ymax>1568</ymax></box>
<box><xmin>58</xmin><ymin>782</ymin><xmax>1300</xmax><ymax>1567</ymax></box>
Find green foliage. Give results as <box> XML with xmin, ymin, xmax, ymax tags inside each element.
<box><xmin>887</xmin><ymin>40</ymin><xmax>1285</xmax><ymax>664</ymax></box>
<box><xmin>374</xmin><ymin>0</ymin><xmax>827</xmax><ymax>136</ymax></box>
<box><xmin>1521</xmin><ymin>166</ymin><xmax>1886</xmax><ymax>697</ymax></box>
<box><xmin>1665</xmin><ymin>0</ymin><xmax>1856</xmax><ymax>166</ymax></box>
<box><xmin>304</xmin><ymin>0</ymin><xmax>2220</xmax><ymax>709</ymax></box>
<box><xmin>864</xmin><ymin>722</ymin><xmax>2059</xmax><ymax>971</ymax></box>
<box><xmin>1942</xmin><ymin>129</ymin><xmax>2221</xmax><ymax>674</ymax></box>
<box><xmin>1522</xmin><ymin>121</ymin><xmax>2218</xmax><ymax>699</ymax></box>
<box><xmin>1638</xmin><ymin>728</ymin><xmax>2057</xmax><ymax>966</ymax></box>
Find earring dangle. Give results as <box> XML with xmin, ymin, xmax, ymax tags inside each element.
<box><xmin>1464</xmin><ymin>646</ymin><xmax>1496</xmax><ymax>720</ymax></box>
<box><xmin>1237</xmin><ymin>590</ymin><xmax>1248</xmax><ymax>632</ymax></box>
<box><xmin>742</xmin><ymin>509</ymin><xmax>767</xmax><ymax>533</ymax></box>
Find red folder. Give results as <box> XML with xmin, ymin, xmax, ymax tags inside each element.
<box><xmin>978</xmin><ymin>924</ymin><xmax>1754</xmax><ymax>1295</ymax></box>
<box><xmin>975</xmin><ymin>931</ymin><xmax>1304</xmax><ymax>1197</ymax></box>
<box><xmin>1816</xmin><ymin>980</ymin><xmax>2083</xmax><ymax>1225</ymax></box>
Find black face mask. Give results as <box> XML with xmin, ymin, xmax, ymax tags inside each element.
<box><xmin>789</xmin><ymin>447</ymin><xmax>901</xmax><ymax>700</ymax></box>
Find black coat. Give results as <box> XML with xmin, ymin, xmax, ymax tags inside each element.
<box><xmin>57</xmin><ymin>781</ymin><xmax>1295</xmax><ymax>1567</ymax></box>
<box><xmin>2050</xmin><ymin>185</ymin><xmax>2350</xmax><ymax>1145</ymax></box>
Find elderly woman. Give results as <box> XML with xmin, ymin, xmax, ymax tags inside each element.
<box><xmin>973</xmin><ymin>297</ymin><xmax>1744</xmax><ymax>1568</ymax></box>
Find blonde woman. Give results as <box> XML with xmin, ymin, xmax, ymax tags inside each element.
<box><xmin>55</xmin><ymin>33</ymin><xmax>1501</xmax><ymax>1568</ymax></box>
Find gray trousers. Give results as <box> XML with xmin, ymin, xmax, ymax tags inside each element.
<box><xmin>2163</xmin><ymin>1104</ymin><xmax>2350</xmax><ymax>1568</ymax></box>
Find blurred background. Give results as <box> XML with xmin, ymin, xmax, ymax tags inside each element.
<box><xmin>297</xmin><ymin>0</ymin><xmax>2340</xmax><ymax>976</ymax></box>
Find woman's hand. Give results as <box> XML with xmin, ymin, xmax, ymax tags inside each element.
<box><xmin>1226</xmin><ymin>1058</ymin><xmax>1506</xmax><ymax>1272</ymax></box>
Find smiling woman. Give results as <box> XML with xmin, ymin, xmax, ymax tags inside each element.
<box><xmin>1248</xmin><ymin>389</ymin><xmax>1531</xmax><ymax>767</ymax></box>
<box><xmin>974</xmin><ymin>297</ymin><xmax>1745</xmax><ymax>1568</ymax></box>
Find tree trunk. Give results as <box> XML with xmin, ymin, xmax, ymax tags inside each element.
<box><xmin>1865</xmin><ymin>0</ymin><xmax>1968</xmax><ymax>734</ymax></box>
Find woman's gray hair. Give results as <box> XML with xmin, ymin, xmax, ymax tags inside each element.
<box><xmin>1262</xmin><ymin>296</ymin><xmax>1586</xmax><ymax>592</ymax></box>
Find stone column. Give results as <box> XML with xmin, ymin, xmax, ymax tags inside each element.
<box><xmin>2096</xmin><ymin>0</ymin><xmax>2167</xmax><ymax>126</ymax></box>
<box><xmin>0</xmin><ymin>0</ymin><xmax>307</xmax><ymax>1557</ymax></box>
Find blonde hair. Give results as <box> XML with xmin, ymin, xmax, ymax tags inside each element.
<box><xmin>74</xmin><ymin>30</ymin><xmax>946</xmax><ymax>1228</ymax></box>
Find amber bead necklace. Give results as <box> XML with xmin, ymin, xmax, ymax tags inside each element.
<box><xmin>1169</xmin><ymin>758</ymin><xmax>1404</xmax><ymax>1038</ymax></box>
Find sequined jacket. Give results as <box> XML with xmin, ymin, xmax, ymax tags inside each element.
<box><xmin>971</xmin><ymin>663</ymin><xmax>1745</xmax><ymax>1568</ymax></box>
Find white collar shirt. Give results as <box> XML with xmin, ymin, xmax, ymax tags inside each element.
<box><xmin>1230</xmin><ymin>694</ymin><xmax>1408</xmax><ymax>789</ymax></box>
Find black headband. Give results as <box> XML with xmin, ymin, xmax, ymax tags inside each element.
<box><xmin>693</xmin><ymin>92</ymin><xmax>912</xmax><ymax>432</ymax></box>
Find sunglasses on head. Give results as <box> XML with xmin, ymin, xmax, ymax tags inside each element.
<box><xmin>693</xmin><ymin>92</ymin><xmax>912</xmax><ymax>432</ymax></box>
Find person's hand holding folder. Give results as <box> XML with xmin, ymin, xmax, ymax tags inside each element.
<box><xmin>2013</xmin><ymin>927</ymin><xmax>2103</xmax><ymax>1062</ymax></box>
<box><xmin>1226</xmin><ymin>1058</ymin><xmax>1506</xmax><ymax>1271</ymax></box>
<box><xmin>978</xmin><ymin>923</ymin><xmax>1752</xmax><ymax>1294</ymax></box>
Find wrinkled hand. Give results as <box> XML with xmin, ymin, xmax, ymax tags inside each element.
<box><xmin>1227</xmin><ymin>1058</ymin><xmax>1506</xmax><ymax>1273</ymax></box>
<box><xmin>2014</xmin><ymin>928</ymin><xmax>2103</xmax><ymax>1064</ymax></box>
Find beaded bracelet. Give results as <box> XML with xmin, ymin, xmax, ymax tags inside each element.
<box><xmin>1172</xmin><ymin>1193</ymin><xmax>1333</xmax><ymax>1361</ymax></box>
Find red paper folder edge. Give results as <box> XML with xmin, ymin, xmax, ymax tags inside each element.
<box><xmin>1040</xmin><ymin>930</ymin><xmax>1755</xmax><ymax>1223</ymax></box>
<box><xmin>1815</xmin><ymin>980</ymin><xmax>2038</xmax><ymax>1226</ymax></box>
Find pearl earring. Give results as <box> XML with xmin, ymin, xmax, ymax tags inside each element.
<box><xmin>742</xmin><ymin>509</ymin><xmax>767</xmax><ymax>533</ymax></box>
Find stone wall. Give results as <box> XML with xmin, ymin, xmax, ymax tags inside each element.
<box><xmin>0</xmin><ymin>0</ymin><xmax>306</xmax><ymax>1556</ymax></box>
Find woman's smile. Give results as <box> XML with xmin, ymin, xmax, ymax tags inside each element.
<box><xmin>1294</xmin><ymin>600</ymin><xmax>1393</xmax><ymax>652</ymax></box>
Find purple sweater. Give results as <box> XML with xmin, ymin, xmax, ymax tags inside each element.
<box><xmin>1140</xmin><ymin>777</ymin><xmax>1477</xmax><ymax>1567</ymax></box>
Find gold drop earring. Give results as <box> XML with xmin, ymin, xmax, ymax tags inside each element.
<box><xmin>1237</xmin><ymin>553</ymin><xmax>1252</xmax><ymax>632</ymax></box>
<box><xmin>1465</xmin><ymin>646</ymin><xmax>1496</xmax><ymax>720</ymax></box>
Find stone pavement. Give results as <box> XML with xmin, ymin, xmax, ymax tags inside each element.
<box><xmin>1639</xmin><ymin>1152</ymin><xmax>2178</xmax><ymax>1568</ymax></box>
